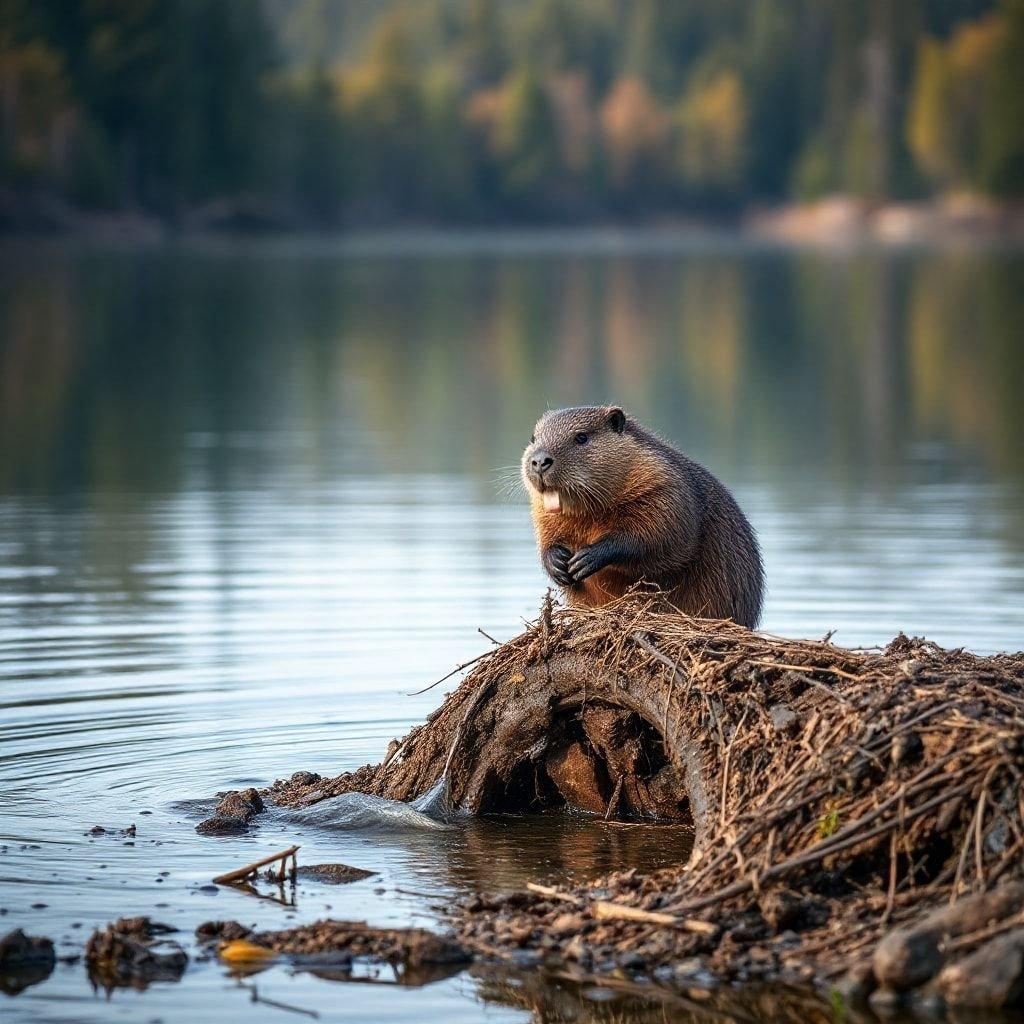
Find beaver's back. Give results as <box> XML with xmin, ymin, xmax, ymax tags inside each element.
<box><xmin>659</xmin><ymin>446</ymin><xmax>763</xmax><ymax>627</ymax></box>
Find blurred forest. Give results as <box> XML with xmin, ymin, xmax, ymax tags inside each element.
<box><xmin>1</xmin><ymin>0</ymin><xmax>1023</xmax><ymax>227</ymax></box>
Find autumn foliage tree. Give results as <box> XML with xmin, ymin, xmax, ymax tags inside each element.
<box><xmin>1</xmin><ymin>0</ymin><xmax>1021</xmax><ymax>227</ymax></box>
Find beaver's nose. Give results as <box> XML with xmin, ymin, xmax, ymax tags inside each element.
<box><xmin>531</xmin><ymin>451</ymin><xmax>554</xmax><ymax>474</ymax></box>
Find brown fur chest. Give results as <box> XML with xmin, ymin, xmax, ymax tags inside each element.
<box><xmin>534</xmin><ymin>510</ymin><xmax>608</xmax><ymax>550</ymax></box>
<box><xmin>532</xmin><ymin>505</ymin><xmax>640</xmax><ymax>606</ymax></box>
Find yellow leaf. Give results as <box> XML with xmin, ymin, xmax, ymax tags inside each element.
<box><xmin>218</xmin><ymin>939</ymin><xmax>278</xmax><ymax>965</ymax></box>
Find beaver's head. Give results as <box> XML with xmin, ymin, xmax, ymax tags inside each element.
<box><xmin>521</xmin><ymin>405</ymin><xmax>642</xmax><ymax>516</ymax></box>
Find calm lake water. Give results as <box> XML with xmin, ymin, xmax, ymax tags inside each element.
<box><xmin>1</xmin><ymin>233</ymin><xmax>1023</xmax><ymax>1022</ymax></box>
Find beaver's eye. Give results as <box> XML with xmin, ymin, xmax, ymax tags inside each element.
<box><xmin>574</xmin><ymin>432</ymin><xmax>589</xmax><ymax>445</ymax></box>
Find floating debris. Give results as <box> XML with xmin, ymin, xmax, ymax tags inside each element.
<box><xmin>212</xmin><ymin>844</ymin><xmax>298</xmax><ymax>886</ymax></box>
<box><xmin>198</xmin><ymin>919</ymin><xmax>470</xmax><ymax>978</ymax></box>
<box><xmin>297</xmin><ymin>863</ymin><xmax>376</xmax><ymax>885</ymax></box>
<box><xmin>0</xmin><ymin>929</ymin><xmax>55</xmax><ymax>995</ymax></box>
<box><xmin>85</xmin><ymin>917</ymin><xmax>187</xmax><ymax>989</ymax></box>
<box><xmin>218</xmin><ymin>939</ymin><xmax>279</xmax><ymax>967</ymax></box>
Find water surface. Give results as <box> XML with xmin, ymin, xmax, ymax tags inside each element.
<box><xmin>1</xmin><ymin>234</ymin><xmax>1022</xmax><ymax>1022</ymax></box>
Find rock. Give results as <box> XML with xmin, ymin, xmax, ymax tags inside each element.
<box><xmin>548</xmin><ymin>913</ymin><xmax>586</xmax><ymax>936</ymax></box>
<box><xmin>195</xmin><ymin>816</ymin><xmax>248</xmax><ymax>836</ymax></box>
<box><xmin>296</xmin><ymin>863</ymin><xmax>376</xmax><ymax>885</ymax></box>
<box><xmin>873</xmin><ymin>883</ymin><xmax>1024</xmax><ymax>991</ymax></box>
<box><xmin>868</xmin><ymin>986</ymin><xmax>907</xmax><ymax>1017</ymax></box>
<box><xmin>670</xmin><ymin>957</ymin><xmax>711</xmax><ymax>984</ymax></box>
<box><xmin>909</xmin><ymin>990</ymin><xmax>946</xmax><ymax>1018</ymax></box>
<box><xmin>0</xmin><ymin>929</ymin><xmax>56</xmax><ymax>995</ymax></box>
<box><xmin>87</xmin><ymin>823</ymin><xmax>136</xmax><ymax>837</ymax></box>
<box><xmin>216</xmin><ymin>788</ymin><xmax>264</xmax><ymax>819</ymax></box>
<box><xmin>936</xmin><ymin>928</ymin><xmax>1024</xmax><ymax>1008</ymax></box>
<box><xmin>617</xmin><ymin>951</ymin><xmax>646</xmax><ymax>970</ymax></box>
<box><xmin>563</xmin><ymin>935</ymin><xmax>592</xmax><ymax>965</ymax></box>
<box><xmin>545</xmin><ymin>741</ymin><xmax>606</xmax><ymax>814</ymax></box>
<box><xmin>196</xmin><ymin>788</ymin><xmax>264</xmax><ymax>835</ymax></box>
<box><xmin>834</xmin><ymin>959</ymin><xmax>877</xmax><ymax>1004</ymax></box>
<box><xmin>873</xmin><ymin>924</ymin><xmax>945</xmax><ymax>993</ymax></box>
<box><xmin>0</xmin><ymin>929</ymin><xmax>55</xmax><ymax>966</ymax></box>
<box><xmin>195</xmin><ymin>921</ymin><xmax>253</xmax><ymax>946</ymax></box>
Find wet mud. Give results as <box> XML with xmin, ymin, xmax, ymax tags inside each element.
<box><xmin>191</xmin><ymin>595</ymin><xmax>1024</xmax><ymax>1014</ymax></box>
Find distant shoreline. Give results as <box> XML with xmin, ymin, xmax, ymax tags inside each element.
<box><xmin>747</xmin><ymin>194</ymin><xmax>1024</xmax><ymax>246</ymax></box>
<box><xmin>2</xmin><ymin>188</ymin><xmax>1023</xmax><ymax>248</ymax></box>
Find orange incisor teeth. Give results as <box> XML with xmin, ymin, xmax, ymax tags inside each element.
<box><xmin>543</xmin><ymin>491</ymin><xmax>561</xmax><ymax>513</ymax></box>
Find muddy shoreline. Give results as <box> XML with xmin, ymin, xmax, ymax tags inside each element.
<box><xmin>11</xmin><ymin>596</ymin><xmax>1023</xmax><ymax>1016</ymax></box>
<box><xmin>4</xmin><ymin>187</ymin><xmax>1023</xmax><ymax>247</ymax></box>
<box><xmin>187</xmin><ymin>596</ymin><xmax>1024</xmax><ymax>1015</ymax></box>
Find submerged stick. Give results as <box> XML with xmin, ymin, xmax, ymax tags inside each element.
<box><xmin>213</xmin><ymin>845</ymin><xmax>300</xmax><ymax>886</ymax></box>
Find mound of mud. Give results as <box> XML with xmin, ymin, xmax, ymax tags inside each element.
<box><xmin>201</xmin><ymin>593</ymin><xmax>1024</xmax><ymax>1011</ymax></box>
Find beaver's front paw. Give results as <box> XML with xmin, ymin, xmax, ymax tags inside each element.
<box><xmin>567</xmin><ymin>541</ymin><xmax>615</xmax><ymax>582</ymax></box>
<box><xmin>543</xmin><ymin>544</ymin><xmax>576</xmax><ymax>587</ymax></box>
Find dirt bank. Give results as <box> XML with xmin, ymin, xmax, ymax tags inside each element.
<box><xmin>200</xmin><ymin>594</ymin><xmax>1024</xmax><ymax>1012</ymax></box>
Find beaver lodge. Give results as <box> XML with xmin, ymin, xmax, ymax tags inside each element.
<box><xmin>203</xmin><ymin>594</ymin><xmax>1024</xmax><ymax>1013</ymax></box>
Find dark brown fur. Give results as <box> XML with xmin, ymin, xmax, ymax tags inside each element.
<box><xmin>521</xmin><ymin>406</ymin><xmax>763</xmax><ymax>628</ymax></box>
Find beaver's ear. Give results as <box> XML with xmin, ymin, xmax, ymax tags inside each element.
<box><xmin>607</xmin><ymin>407</ymin><xmax>626</xmax><ymax>433</ymax></box>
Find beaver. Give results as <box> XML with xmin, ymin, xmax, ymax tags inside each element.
<box><xmin>521</xmin><ymin>405</ymin><xmax>763</xmax><ymax>628</ymax></box>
